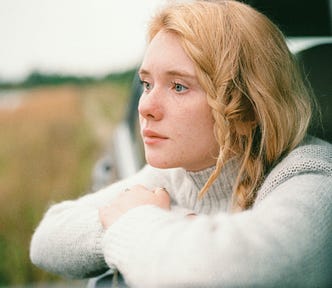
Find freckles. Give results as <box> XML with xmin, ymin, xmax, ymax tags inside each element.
<box><xmin>161</xmin><ymin>159</ymin><xmax>170</xmax><ymax>167</ymax></box>
<box><xmin>173</xmin><ymin>129</ymin><xmax>185</xmax><ymax>140</ymax></box>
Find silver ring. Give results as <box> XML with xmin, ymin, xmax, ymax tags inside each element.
<box><xmin>155</xmin><ymin>187</ymin><xmax>167</xmax><ymax>193</ymax></box>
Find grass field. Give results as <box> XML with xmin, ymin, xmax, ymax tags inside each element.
<box><xmin>0</xmin><ymin>83</ymin><xmax>130</xmax><ymax>286</ymax></box>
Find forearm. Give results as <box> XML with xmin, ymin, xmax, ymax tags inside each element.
<box><xmin>30</xmin><ymin>178</ymin><xmax>130</xmax><ymax>278</ymax></box>
<box><xmin>30</xmin><ymin>165</ymin><xmax>170</xmax><ymax>278</ymax></box>
<box><xmin>30</xmin><ymin>201</ymin><xmax>108</xmax><ymax>278</ymax></box>
<box><xmin>102</xmin><ymin>174</ymin><xmax>332</xmax><ymax>288</ymax></box>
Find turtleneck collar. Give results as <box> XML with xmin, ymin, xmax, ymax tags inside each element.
<box><xmin>176</xmin><ymin>158</ymin><xmax>239</xmax><ymax>214</ymax></box>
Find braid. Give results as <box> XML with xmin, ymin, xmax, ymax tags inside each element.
<box><xmin>149</xmin><ymin>0</ymin><xmax>312</xmax><ymax>211</ymax></box>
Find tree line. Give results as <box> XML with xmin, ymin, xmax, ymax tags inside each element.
<box><xmin>0</xmin><ymin>68</ymin><xmax>137</xmax><ymax>89</ymax></box>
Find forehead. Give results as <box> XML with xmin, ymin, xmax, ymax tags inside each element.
<box><xmin>140</xmin><ymin>31</ymin><xmax>196</xmax><ymax>76</ymax></box>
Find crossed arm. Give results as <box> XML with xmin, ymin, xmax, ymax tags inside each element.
<box><xmin>30</xmin><ymin>173</ymin><xmax>332</xmax><ymax>287</ymax></box>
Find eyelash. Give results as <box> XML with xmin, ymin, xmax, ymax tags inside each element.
<box><xmin>140</xmin><ymin>80</ymin><xmax>152</xmax><ymax>91</ymax></box>
<box><xmin>139</xmin><ymin>80</ymin><xmax>188</xmax><ymax>93</ymax></box>
<box><xmin>171</xmin><ymin>81</ymin><xmax>188</xmax><ymax>93</ymax></box>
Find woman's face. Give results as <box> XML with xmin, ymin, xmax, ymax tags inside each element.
<box><xmin>138</xmin><ymin>31</ymin><xmax>219</xmax><ymax>171</ymax></box>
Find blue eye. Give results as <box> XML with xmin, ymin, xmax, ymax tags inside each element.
<box><xmin>173</xmin><ymin>82</ymin><xmax>188</xmax><ymax>93</ymax></box>
<box><xmin>141</xmin><ymin>80</ymin><xmax>152</xmax><ymax>91</ymax></box>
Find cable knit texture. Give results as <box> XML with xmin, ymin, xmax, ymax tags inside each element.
<box><xmin>30</xmin><ymin>136</ymin><xmax>332</xmax><ymax>287</ymax></box>
<box><xmin>255</xmin><ymin>136</ymin><xmax>332</xmax><ymax>204</ymax></box>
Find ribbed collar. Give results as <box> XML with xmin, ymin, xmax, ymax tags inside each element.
<box><xmin>180</xmin><ymin>159</ymin><xmax>238</xmax><ymax>214</ymax></box>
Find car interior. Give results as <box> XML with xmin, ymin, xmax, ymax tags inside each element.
<box><xmin>296</xmin><ymin>42</ymin><xmax>332</xmax><ymax>142</ymax></box>
<box><xmin>245</xmin><ymin>0</ymin><xmax>332</xmax><ymax>142</ymax></box>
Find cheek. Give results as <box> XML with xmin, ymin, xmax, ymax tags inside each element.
<box><xmin>193</xmin><ymin>105</ymin><xmax>215</xmax><ymax>133</ymax></box>
<box><xmin>191</xmin><ymin>108</ymin><xmax>218</xmax><ymax>148</ymax></box>
<box><xmin>177</xmin><ymin>109</ymin><xmax>215</xmax><ymax>144</ymax></box>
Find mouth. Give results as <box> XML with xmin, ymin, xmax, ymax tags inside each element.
<box><xmin>142</xmin><ymin>129</ymin><xmax>168</xmax><ymax>144</ymax></box>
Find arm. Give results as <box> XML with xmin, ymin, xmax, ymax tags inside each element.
<box><xmin>101</xmin><ymin>174</ymin><xmax>332</xmax><ymax>287</ymax></box>
<box><xmin>30</xmin><ymin>165</ymin><xmax>169</xmax><ymax>279</ymax></box>
<box><xmin>30</xmin><ymin>200</ymin><xmax>107</xmax><ymax>278</ymax></box>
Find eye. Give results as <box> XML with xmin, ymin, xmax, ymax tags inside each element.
<box><xmin>172</xmin><ymin>82</ymin><xmax>188</xmax><ymax>93</ymax></box>
<box><xmin>141</xmin><ymin>80</ymin><xmax>152</xmax><ymax>91</ymax></box>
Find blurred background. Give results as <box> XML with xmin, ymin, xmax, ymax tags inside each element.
<box><xmin>0</xmin><ymin>0</ymin><xmax>165</xmax><ymax>287</ymax></box>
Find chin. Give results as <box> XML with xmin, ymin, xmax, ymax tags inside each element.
<box><xmin>147</xmin><ymin>161</ymin><xmax>176</xmax><ymax>169</ymax></box>
<box><xmin>145</xmin><ymin>156</ymin><xmax>178</xmax><ymax>169</ymax></box>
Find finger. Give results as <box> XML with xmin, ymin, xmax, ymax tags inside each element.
<box><xmin>130</xmin><ymin>184</ymin><xmax>149</xmax><ymax>193</ymax></box>
<box><xmin>154</xmin><ymin>187</ymin><xmax>168</xmax><ymax>195</ymax></box>
<box><xmin>98</xmin><ymin>206</ymin><xmax>110</xmax><ymax>226</ymax></box>
<box><xmin>154</xmin><ymin>187</ymin><xmax>170</xmax><ymax>208</ymax></box>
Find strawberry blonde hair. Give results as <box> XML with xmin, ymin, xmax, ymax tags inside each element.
<box><xmin>147</xmin><ymin>0</ymin><xmax>313</xmax><ymax>210</ymax></box>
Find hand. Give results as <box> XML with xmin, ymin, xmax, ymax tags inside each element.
<box><xmin>99</xmin><ymin>185</ymin><xmax>170</xmax><ymax>229</ymax></box>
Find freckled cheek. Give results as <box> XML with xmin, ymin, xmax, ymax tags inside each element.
<box><xmin>173</xmin><ymin>123</ymin><xmax>200</xmax><ymax>148</ymax></box>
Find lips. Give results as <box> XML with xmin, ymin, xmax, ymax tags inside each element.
<box><xmin>142</xmin><ymin>128</ymin><xmax>168</xmax><ymax>144</ymax></box>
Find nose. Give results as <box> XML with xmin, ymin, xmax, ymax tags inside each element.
<box><xmin>138</xmin><ymin>88</ymin><xmax>163</xmax><ymax>121</ymax></box>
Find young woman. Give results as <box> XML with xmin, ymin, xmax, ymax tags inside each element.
<box><xmin>30</xmin><ymin>1</ymin><xmax>332</xmax><ymax>287</ymax></box>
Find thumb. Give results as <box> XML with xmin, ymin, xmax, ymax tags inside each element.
<box><xmin>154</xmin><ymin>187</ymin><xmax>171</xmax><ymax>209</ymax></box>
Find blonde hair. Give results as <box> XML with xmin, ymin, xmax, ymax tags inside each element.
<box><xmin>148</xmin><ymin>0</ymin><xmax>313</xmax><ymax>210</ymax></box>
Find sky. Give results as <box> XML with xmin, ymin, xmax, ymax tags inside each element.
<box><xmin>0</xmin><ymin>0</ymin><xmax>166</xmax><ymax>81</ymax></box>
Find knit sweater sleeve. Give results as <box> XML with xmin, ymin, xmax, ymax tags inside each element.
<box><xmin>29</xmin><ymin>165</ymin><xmax>169</xmax><ymax>279</ymax></box>
<box><xmin>102</xmin><ymin>173</ymin><xmax>332</xmax><ymax>288</ymax></box>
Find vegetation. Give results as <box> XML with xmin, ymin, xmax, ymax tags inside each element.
<box><xmin>0</xmin><ymin>71</ymin><xmax>133</xmax><ymax>286</ymax></box>
<box><xmin>0</xmin><ymin>68</ymin><xmax>137</xmax><ymax>89</ymax></box>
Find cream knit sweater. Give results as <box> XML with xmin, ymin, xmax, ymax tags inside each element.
<box><xmin>30</xmin><ymin>136</ymin><xmax>332</xmax><ymax>287</ymax></box>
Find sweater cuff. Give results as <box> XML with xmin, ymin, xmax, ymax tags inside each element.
<box><xmin>101</xmin><ymin>205</ymin><xmax>173</xmax><ymax>270</ymax></box>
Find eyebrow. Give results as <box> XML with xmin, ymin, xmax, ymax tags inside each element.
<box><xmin>138</xmin><ymin>68</ymin><xmax>196</xmax><ymax>80</ymax></box>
